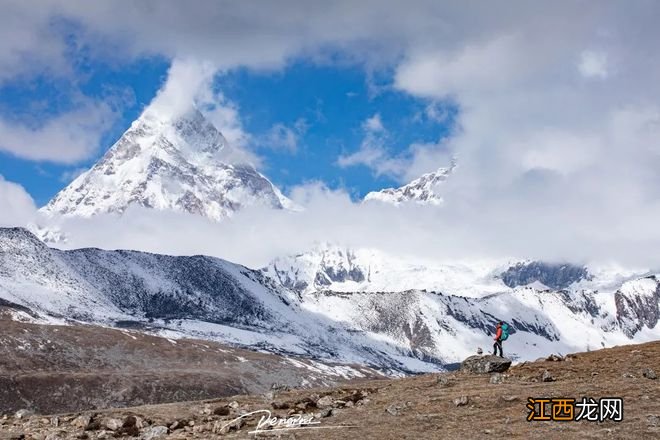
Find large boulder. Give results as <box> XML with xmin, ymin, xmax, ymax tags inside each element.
<box><xmin>460</xmin><ymin>355</ymin><xmax>512</xmax><ymax>374</ymax></box>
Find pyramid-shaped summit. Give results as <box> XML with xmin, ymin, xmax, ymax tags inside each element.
<box><xmin>42</xmin><ymin>106</ymin><xmax>293</xmax><ymax>221</ymax></box>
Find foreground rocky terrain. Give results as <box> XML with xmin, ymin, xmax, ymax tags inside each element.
<box><xmin>0</xmin><ymin>308</ymin><xmax>379</xmax><ymax>415</ymax></box>
<box><xmin>2</xmin><ymin>341</ymin><xmax>658</xmax><ymax>439</ymax></box>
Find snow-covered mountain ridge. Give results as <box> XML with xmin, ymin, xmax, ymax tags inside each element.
<box><xmin>2</xmin><ymin>228</ymin><xmax>659</xmax><ymax>375</ymax></box>
<box><xmin>364</xmin><ymin>162</ymin><xmax>455</xmax><ymax>205</ymax></box>
<box><xmin>41</xmin><ymin>107</ymin><xmax>293</xmax><ymax>221</ymax></box>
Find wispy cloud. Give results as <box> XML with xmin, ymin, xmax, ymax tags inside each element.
<box><xmin>259</xmin><ymin>118</ymin><xmax>308</xmax><ymax>153</ymax></box>
<box><xmin>0</xmin><ymin>97</ymin><xmax>116</xmax><ymax>164</ymax></box>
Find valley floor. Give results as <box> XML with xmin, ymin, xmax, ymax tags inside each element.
<box><xmin>1</xmin><ymin>341</ymin><xmax>658</xmax><ymax>439</ymax></box>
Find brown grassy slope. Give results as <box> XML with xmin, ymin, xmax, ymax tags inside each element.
<box><xmin>1</xmin><ymin>341</ymin><xmax>658</xmax><ymax>439</ymax></box>
<box><xmin>0</xmin><ymin>310</ymin><xmax>379</xmax><ymax>415</ymax></box>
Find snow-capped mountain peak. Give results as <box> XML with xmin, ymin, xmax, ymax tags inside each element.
<box><xmin>41</xmin><ymin>105</ymin><xmax>293</xmax><ymax>221</ymax></box>
<box><xmin>364</xmin><ymin>161</ymin><xmax>455</xmax><ymax>205</ymax></box>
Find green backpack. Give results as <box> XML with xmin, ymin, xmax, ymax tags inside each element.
<box><xmin>500</xmin><ymin>323</ymin><xmax>510</xmax><ymax>341</ymax></box>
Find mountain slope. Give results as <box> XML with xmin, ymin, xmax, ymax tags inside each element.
<box><xmin>0</xmin><ymin>309</ymin><xmax>380</xmax><ymax>414</ymax></box>
<box><xmin>41</xmin><ymin>107</ymin><xmax>292</xmax><ymax>221</ymax></box>
<box><xmin>2</xmin><ymin>228</ymin><xmax>659</xmax><ymax>376</ymax></box>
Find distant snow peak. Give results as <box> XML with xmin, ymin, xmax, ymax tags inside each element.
<box><xmin>41</xmin><ymin>105</ymin><xmax>293</xmax><ymax>221</ymax></box>
<box><xmin>364</xmin><ymin>160</ymin><xmax>456</xmax><ymax>206</ymax></box>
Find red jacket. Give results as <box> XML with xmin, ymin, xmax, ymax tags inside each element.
<box><xmin>494</xmin><ymin>326</ymin><xmax>502</xmax><ymax>341</ymax></box>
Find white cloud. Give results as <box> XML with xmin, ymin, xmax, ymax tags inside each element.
<box><xmin>363</xmin><ymin>113</ymin><xmax>384</xmax><ymax>132</ymax></box>
<box><xmin>202</xmin><ymin>96</ymin><xmax>250</xmax><ymax>149</ymax></box>
<box><xmin>578</xmin><ymin>50</ymin><xmax>609</xmax><ymax>79</ymax></box>
<box><xmin>0</xmin><ymin>99</ymin><xmax>116</xmax><ymax>163</ymax></box>
<box><xmin>4</xmin><ymin>2</ymin><xmax>660</xmax><ymax>265</ymax></box>
<box><xmin>395</xmin><ymin>35</ymin><xmax>528</xmax><ymax>99</ymax></box>
<box><xmin>145</xmin><ymin>58</ymin><xmax>217</xmax><ymax>121</ymax></box>
<box><xmin>337</xmin><ymin>113</ymin><xmax>410</xmax><ymax>179</ymax></box>
<box><xmin>0</xmin><ymin>176</ymin><xmax>37</xmax><ymax>227</ymax></box>
<box><xmin>338</xmin><ymin>113</ymin><xmax>453</xmax><ymax>182</ymax></box>
<box><xmin>143</xmin><ymin>58</ymin><xmax>262</xmax><ymax>166</ymax></box>
<box><xmin>260</xmin><ymin>118</ymin><xmax>308</xmax><ymax>153</ymax></box>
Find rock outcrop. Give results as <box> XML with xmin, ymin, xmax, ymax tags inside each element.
<box><xmin>460</xmin><ymin>355</ymin><xmax>512</xmax><ymax>374</ymax></box>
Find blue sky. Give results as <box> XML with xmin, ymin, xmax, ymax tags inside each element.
<box><xmin>0</xmin><ymin>55</ymin><xmax>455</xmax><ymax>207</ymax></box>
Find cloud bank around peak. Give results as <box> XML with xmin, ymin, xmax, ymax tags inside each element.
<box><xmin>2</xmin><ymin>1</ymin><xmax>660</xmax><ymax>267</ymax></box>
<box><xmin>143</xmin><ymin>58</ymin><xmax>262</xmax><ymax>167</ymax></box>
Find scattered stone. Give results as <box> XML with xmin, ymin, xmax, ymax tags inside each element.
<box><xmin>295</xmin><ymin>397</ymin><xmax>317</xmax><ymax>410</ymax></box>
<box><xmin>357</xmin><ymin>398</ymin><xmax>371</xmax><ymax>406</ymax></box>
<box><xmin>95</xmin><ymin>430</ymin><xmax>112</xmax><ymax>439</ymax></box>
<box><xmin>648</xmin><ymin>415</ymin><xmax>659</xmax><ymax>427</ymax></box>
<box><xmin>316</xmin><ymin>396</ymin><xmax>334</xmax><ymax>408</ymax></box>
<box><xmin>122</xmin><ymin>415</ymin><xmax>142</xmax><ymax>429</ymax></box>
<box><xmin>272</xmin><ymin>401</ymin><xmax>290</xmax><ymax>410</ymax></box>
<box><xmin>214</xmin><ymin>417</ymin><xmax>244</xmax><ymax>435</ymax></box>
<box><xmin>317</xmin><ymin>408</ymin><xmax>332</xmax><ymax>418</ymax></box>
<box><xmin>345</xmin><ymin>400</ymin><xmax>354</xmax><ymax>408</ymax></box>
<box><xmin>50</xmin><ymin>417</ymin><xmax>59</xmax><ymax>427</ymax></box>
<box><xmin>72</xmin><ymin>415</ymin><xmax>92</xmax><ymax>429</ymax></box>
<box><xmin>334</xmin><ymin>400</ymin><xmax>347</xmax><ymax>408</ymax></box>
<box><xmin>642</xmin><ymin>368</ymin><xmax>657</xmax><ymax>380</ymax></box>
<box><xmin>591</xmin><ymin>372</ymin><xmax>599</xmax><ymax>376</ymax></box>
<box><xmin>101</xmin><ymin>418</ymin><xmax>122</xmax><ymax>431</ymax></box>
<box><xmin>263</xmin><ymin>391</ymin><xmax>275</xmax><ymax>401</ymax></box>
<box><xmin>192</xmin><ymin>423</ymin><xmax>210</xmax><ymax>434</ymax></box>
<box><xmin>14</xmin><ymin>409</ymin><xmax>34</xmax><ymax>419</ymax></box>
<box><xmin>501</xmin><ymin>395</ymin><xmax>519</xmax><ymax>402</ymax></box>
<box><xmin>120</xmin><ymin>425</ymin><xmax>140</xmax><ymax>437</ymax></box>
<box><xmin>84</xmin><ymin>419</ymin><xmax>102</xmax><ymax>431</ymax></box>
<box><xmin>546</xmin><ymin>354</ymin><xmax>563</xmax><ymax>362</ymax></box>
<box><xmin>143</xmin><ymin>425</ymin><xmax>169</xmax><ymax>440</ymax></box>
<box><xmin>386</xmin><ymin>402</ymin><xmax>411</xmax><ymax>416</ymax></box>
<box><xmin>461</xmin><ymin>355</ymin><xmax>512</xmax><ymax>374</ymax></box>
<box><xmin>228</xmin><ymin>401</ymin><xmax>240</xmax><ymax>409</ymax></box>
<box><xmin>436</xmin><ymin>375</ymin><xmax>451</xmax><ymax>386</ymax></box>
<box><xmin>541</xmin><ymin>370</ymin><xmax>555</xmax><ymax>382</ymax></box>
<box><xmin>213</xmin><ymin>405</ymin><xmax>230</xmax><ymax>416</ymax></box>
<box><xmin>622</xmin><ymin>372</ymin><xmax>635</xmax><ymax>379</ymax></box>
<box><xmin>490</xmin><ymin>373</ymin><xmax>504</xmax><ymax>384</ymax></box>
<box><xmin>453</xmin><ymin>396</ymin><xmax>469</xmax><ymax>407</ymax></box>
<box><xmin>271</xmin><ymin>383</ymin><xmax>291</xmax><ymax>392</ymax></box>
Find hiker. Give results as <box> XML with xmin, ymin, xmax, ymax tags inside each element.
<box><xmin>492</xmin><ymin>321</ymin><xmax>509</xmax><ymax>357</ymax></box>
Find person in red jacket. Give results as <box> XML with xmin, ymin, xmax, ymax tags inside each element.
<box><xmin>493</xmin><ymin>321</ymin><xmax>504</xmax><ymax>357</ymax></box>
